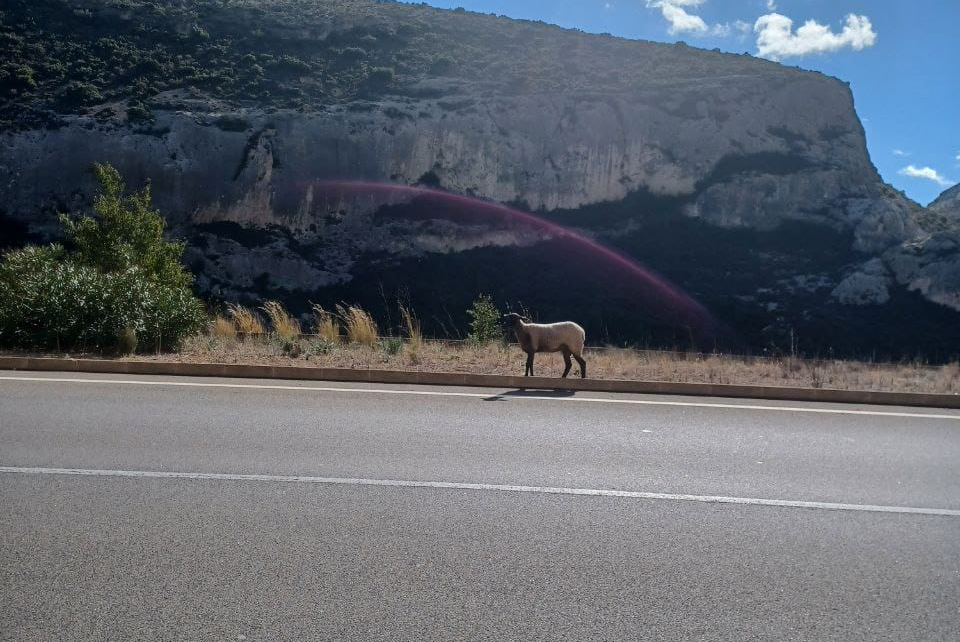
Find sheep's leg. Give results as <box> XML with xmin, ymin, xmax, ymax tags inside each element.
<box><xmin>561</xmin><ymin>347</ymin><xmax>572</xmax><ymax>378</ymax></box>
<box><xmin>525</xmin><ymin>351</ymin><xmax>534</xmax><ymax>376</ymax></box>
<box><xmin>573</xmin><ymin>353</ymin><xmax>587</xmax><ymax>378</ymax></box>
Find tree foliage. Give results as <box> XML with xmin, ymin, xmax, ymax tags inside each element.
<box><xmin>0</xmin><ymin>163</ymin><xmax>205</xmax><ymax>351</ymax></box>
<box><xmin>466</xmin><ymin>293</ymin><xmax>503</xmax><ymax>345</ymax></box>
<box><xmin>61</xmin><ymin>163</ymin><xmax>192</xmax><ymax>290</ymax></box>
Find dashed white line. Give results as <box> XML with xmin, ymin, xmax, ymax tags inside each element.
<box><xmin>1</xmin><ymin>466</ymin><xmax>957</xmax><ymax>517</ymax></box>
<box><xmin>2</xmin><ymin>374</ymin><xmax>959</xmax><ymax>420</ymax></box>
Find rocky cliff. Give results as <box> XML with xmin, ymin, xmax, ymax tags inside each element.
<box><xmin>880</xmin><ymin>183</ymin><xmax>960</xmax><ymax>314</ymax></box>
<box><xmin>928</xmin><ymin>183</ymin><xmax>960</xmax><ymax>221</ymax></box>
<box><xmin>1</xmin><ymin>0</ymin><xmax>957</xmax><ymax>356</ymax></box>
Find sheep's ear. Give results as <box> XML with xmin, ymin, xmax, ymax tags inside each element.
<box><xmin>520</xmin><ymin>315</ymin><xmax>530</xmax><ymax>322</ymax></box>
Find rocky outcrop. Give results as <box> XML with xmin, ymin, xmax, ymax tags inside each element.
<box><xmin>885</xmin><ymin>233</ymin><xmax>960</xmax><ymax>311</ymax></box>
<box><xmin>927</xmin><ymin>183</ymin><xmax>960</xmax><ymax>222</ymax></box>
<box><xmin>0</xmin><ymin>71</ymin><xmax>926</xmax><ymax>274</ymax></box>
<box><xmin>832</xmin><ymin>258</ymin><xmax>891</xmax><ymax>305</ymax></box>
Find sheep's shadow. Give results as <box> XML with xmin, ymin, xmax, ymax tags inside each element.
<box><xmin>483</xmin><ymin>388</ymin><xmax>578</xmax><ymax>401</ymax></box>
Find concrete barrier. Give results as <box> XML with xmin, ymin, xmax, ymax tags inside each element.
<box><xmin>1</xmin><ymin>356</ymin><xmax>958</xmax><ymax>409</ymax></box>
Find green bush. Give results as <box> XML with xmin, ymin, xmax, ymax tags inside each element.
<box><xmin>381</xmin><ymin>336</ymin><xmax>403</xmax><ymax>355</ymax></box>
<box><xmin>0</xmin><ymin>163</ymin><xmax>206</xmax><ymax>351</ymax></box>
<box><xmin>466</xmin><ymin>293</ymin><xmax>503</xmax><ymax>345</ymax></box>
<box><xmin>58</xmin><ymin>81</ymin><xmax>102</xmax><ymax>108</ymax></box>
<box><xmin>309</xmin><ymin>338</ymin><xmax>335</xmax><ymax>355</ymax></box>
<box><xmin>126</xmin><ymin>103</ymin><xmax>153</xmax><ymax>123</ymax></box>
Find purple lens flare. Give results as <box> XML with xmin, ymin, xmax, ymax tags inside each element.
<box><xmin>314</xmin><ymin>179</ymin><xmax>717</xmax><ymax>333</ymax></box>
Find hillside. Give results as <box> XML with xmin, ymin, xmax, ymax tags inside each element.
<box><xmin>928</xmin><ymin>184</ymin><xmax>960</xmax><ymax>222</ymax></box>
<box><xmin>1</xmin><ymin>0</ymin><xmax>842</xmax><ymax>129</ymax></box>
<box><xmin>1</xmin><ymin>0</ymin><xmax>958</xmax><ymax>358</ymax></box>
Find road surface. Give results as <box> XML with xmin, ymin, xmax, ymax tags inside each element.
<box><xmin>1</xmin><ymin>371</ymin><xmax>958</xmax><ymax>641</ymax></box>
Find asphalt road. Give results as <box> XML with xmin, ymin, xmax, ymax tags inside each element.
<box><xmin>1</xmin><ymin>371</ymin><xmax>959</xmax><ymax>641</ymax></box>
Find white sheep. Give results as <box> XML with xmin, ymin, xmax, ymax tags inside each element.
<box><xmin>500</xmin><ymin>313</ymin><xmax>587</xmax><ymax>378</ymax></box>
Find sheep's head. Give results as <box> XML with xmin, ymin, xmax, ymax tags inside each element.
<box><xmin>500</xmin><ymin>313</ymin><xmax>527</xmax><ymax>329</ymax></box>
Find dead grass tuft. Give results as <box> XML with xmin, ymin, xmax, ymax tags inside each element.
<box><xmin>227</xmin><ymin>303</ymin><xmax>264</xmax><ymax>336</ymax></box>
<box><xmin>210</xmin><ymin>314</ymin><xmax>236</xmax><ymax>340</ymax></box>
<box><xmin>311</xmin><ymin>304</ymin><xmax>341</xmax><ymax>343</ymax></box>
<box><xmin>261</xmin><ymin>300</ymin><xmax>301</xmax><ymax>340</ymax></box>
<box><xmin>335</xmin><ymin>303</ymin><xmax>379</xmax><ymax>345</ymax></box>
<box><xmin>400</xmin><ymin>305</ymin><xmax>422</xmax><ymax>352</ymax></box>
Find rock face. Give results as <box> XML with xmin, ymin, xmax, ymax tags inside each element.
<box><xmin>878</xmin><ymin>183</ymin><xmax>960</xmax><ymax>315</ymax></box>
<box><xmin>928</xmin><ymin>183</ymin><xmax>960</xmax><ymax>221</ymax></box>
<box><xmin>832</xmin><ymin>258</ymin><xmax>891</xmax><ymax>306</ymax></box>
<box><xmin>0</xmin><ymin>0</ymin><xmax>957</xmax><ymax>356</ymax></box>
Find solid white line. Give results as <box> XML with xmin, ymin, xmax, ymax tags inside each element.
<box><xmin>2</xmin><ymin>374</ymin><xmax>959</xmax><ymax>420</ymax></box>
<box><xmin>1</xmin><ymin>465</ymin><xmax>957</xmax><ymax>517</ymax></box>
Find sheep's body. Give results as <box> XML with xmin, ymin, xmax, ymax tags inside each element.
<box><xmin>516</xmin><ymin>321</ymin><xmax>585</xmax><ymax>354</ymax></box>
<box><xmin>501</xmin><ymin>313</ymin><xmax>587</xmax><ymax>378</ymax></box>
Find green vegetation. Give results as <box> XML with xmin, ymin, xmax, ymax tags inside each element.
<box><xmin>0</xmin><ymin>0</ymin><xmax>783</xmax><ymax>131</ymax></box>
<box><xmin>466</xmin><ymin>293</ymin><xmax>503</xmax><ymax>346</ymax></box>
<box><xmin>0</xmin><ymin>163</ymin><xmax>205</xmax><ymax>351</ymax></box>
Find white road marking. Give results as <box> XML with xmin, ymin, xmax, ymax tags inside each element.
<box><xmin>1</xmin><ymin>466</ymin><xmax>957</xmax><ymax>517</ymax></box>
<box><xmin>2</xmin><ymin>374</ymin><xmax>959</xmax><ymax>420</ymax></box>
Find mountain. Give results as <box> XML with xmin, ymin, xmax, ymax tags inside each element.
<box><xmin>928</xmin><ymin>183</ymin><xmax>960</xmax><ymax>221</ymax></box>
<box><xmin>1</xmin><ymin>0</ymin><xmax>957</xmax><ymax>357</ymax></box>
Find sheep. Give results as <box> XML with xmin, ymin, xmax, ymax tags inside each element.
<box><xmin>500</xmin><ymin>313</ymin><xmax>587</xmax><ymax>378</ymax></box>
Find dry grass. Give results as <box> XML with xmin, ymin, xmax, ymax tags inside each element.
<box><xmin>335</xmin><ymin>304</ymin><xmax>379</xmax><ymax>345</ymax></box>
<box><xmin>400</xmin><ymin>305</ymin><xmax>423</xmax><ymax>362</ymax></box>
<box><xmin>226</xmin><ymin>303</ymin><xmax>264</xmax><ymax>336</ymax></box>
<box><xmin>210</xmin><ymin>314</ymin><xmax>236</xmax><ymax>340</ymax></box>
<box><xmin>311</xmin><ymin>304</ymin><xmax>341</xmax><ymax>343</ymax></box>
<box><xmin>119</xmin><ymin>335</ymin><xmax>960</xmax><ymax>396</ymax></box>
<box><xmin>261</xmin><ymin>300</ymin><xmax>301</xmax><ymax>340</ymax></box>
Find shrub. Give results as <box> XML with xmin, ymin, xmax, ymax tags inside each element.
<box><xmin>309</xmin><ymin>337</ymin><xmax>335</xmax><ymax>354</ymax></box>
<box><xmin>381</xmin><ymin>336</ymin><xmax>403</xmax><ymax>355</ymax></box>
<box><xmin>61</xmin><ymin>164</ymin><xmax>193</xmax><ymax>289</ymax></box>
<box><xmin>59</xmin><ymin>81</ymin><xmax>102</xmax><ymax>108</ymax></box>
<box><xmin>0</xmin><ymin>64</ymin><xmax>37</xmax><ymax>94</ymax></box>
<box><xmin>0</xmin><ymin>164</ymin><xmax>205</xmax><ymax>351</ymax></box>
<box><xmin>115</xmin><ymin>326</ymin><xmax>138</xmax><ymax>355</ymax></box>
<box><xmin>0</xmin><ymin>246</ymin><xmax>204</xmax><ymax>351</ymax></box>
<box><xmin>126</xmin><ymin>102</ymin><xmax>153</xmax><ymax>123</ymax></box>
<box><xmin>466</xmin><ymin>293</ymin><xmax>502</xmax><ymax>345</ymax></box>
<box><xmin>282</xmin><ymin>339</ymin><xmax>302</xmax><ymax>358</ymax></box>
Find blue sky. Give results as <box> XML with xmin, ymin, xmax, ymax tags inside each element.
<box><xmin>408</xmin><ymin>0</ymin><xmax>958</xmax><ymax>206</ymax></box>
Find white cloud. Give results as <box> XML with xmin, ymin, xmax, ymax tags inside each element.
<box><xmin>899</xmin><ymin>165</ymin><xmax>954</xmax><ymax>187</ymax></box>
<box><xmin>647</xmin><ymin>0</ymin><xmax>708</xmax><ymax>34</ymax></box>
<box><xmin>754</xmin><ymin>13</ymin><xmax>877</xmax><ymax>59</ymax></box>
<box><xmin>604</xmin><ymin>2</ymin><xmax>612</xmax><ymax>8</ymax></box>
<box><xmin>712</xmin><ymin>20</ymin><xmax>751</xmax><ymax>37</ymax></box>
<box><xmin>955</xmin><ymin>152</ymin><xmax>960</xmax><ymax>162</ymax></box>
<box><xmin>893</xmin><ymin>149</ymin><xmax>911</xmax><ymax>157</ymax></box>
<box><xmin>766</xmin><ymin>0</ymin><xmax>777</xmax><ymax>10</ymax></box>
<box><xmin>645</xmin><ymin>0</ymin><xmax>750</xmax><ymax>40</ymax></box>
